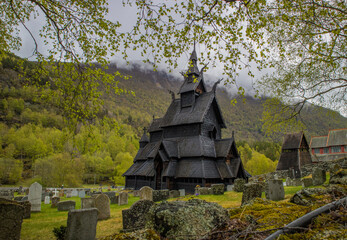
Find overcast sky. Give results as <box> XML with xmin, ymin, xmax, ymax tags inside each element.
<box><xmin>13</xmin><ymin>1</ymin><xmax>263</xmax><ymax>98</ymax></box>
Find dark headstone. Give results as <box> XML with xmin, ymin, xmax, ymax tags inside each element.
<box><xmin>241</xmin><ymin>183</ymin><xmax>262</xmax><ymax>205</ymax></box>
<box><xmin>122</xmin><ymin>200</ymin><xmax>155</xmax><ymax>231</ymax></box>
<box><xmin>302</xmin><ymin>178</ymin><xmax>313</xmax><ymax>187</ymax></box>
<box><xmin>51</xmin><ymin>196</ymin><xmax>60</xmax><ymax>208</ymax></box>
<box><xmin>109</xmin><ymin>195</ymin><xmax>118</xmax><ymax>204</ymax></box>
<box><xmin>65</xmin><ymin>208</ymin><xmax>98</xmax><ymax>240</ymax></box>
<box><xmin>312</xmin><ymin>167</ymin><xmax>326</xmax><ymax>186</ymax></box>
<box><xmin>153</xmin><ymin>190</ymin><xmax>169</xmax><ymax>202</ymax></box>
<box><xmin>0</xmin><ymin>199</ymin><xmax>24</xmax><ymax>240</ymax></box>
<box><xmin>234</xmin><ymin>179</ymin><xmax>246</xmax><ymax>192</ymax></box>
<box><xmin>211</xmin><ymin>184</ymin><xmax>225</xmax><ymax>195</ymax></box>
<box><xmin>57</xmin><ymin>201</ymin><xmax>76</xmax><ymax>211</ymax></box>
<box><xmin>19</xmin><ymin>201</ymin><xmax>31</xmax><ymax>219</ymax></box>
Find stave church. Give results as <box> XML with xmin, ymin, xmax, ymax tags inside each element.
<box><xmin>123</xmin><ymin>49</ymin><xmax>249</xmax><ymax>193</ymax></box>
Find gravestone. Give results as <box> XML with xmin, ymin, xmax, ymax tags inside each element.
<box><xmin>140</xmin><ymin>186</ymin><xmax>153</xmax><ymax>201</ymax></box>
<box><xmin>179</xmin><ymin>189</ymin><xmax>185</xmax><ymax>197</ymax></box>
<box><xmin>71</xmin><ymin>189</ymin><xmax>78</xmax><ymax>197</ymax></box>
<box><xmin>196</xmin><ymin>187</ymin><xmax>213</xmax><ymax>195</ymax></box>
<box><xmin>110</xmin><ymin>195</ymin><xmax>119</xmax><ymax>204</ymax></box>
<box><xmin>19</xmin><ymin>201</ymin><xmax>31</xmax><ymax>219</ymax></box>
<box><xmin>41</xmin><ymin>192</ymin><xmax>49</xmax><ymax>202</ymax></box>
<box><xmin>153</xmin><ymin>190</ymin><xmax>169</xmax><ymax>202</ymax></box>
<box><xmin>78</xmin><ymin>190</ymin><xmax>86</xmax><ymax>198</ymax></box>
<box><xmin>302</xmin><ymin>178</ymin><xmax>313</xmax><ymax>187</ymax></box>
<box><xmin>66</xmin><ymin>191</ymin><xmax>72</xmax><ymax>198</ymax></box>
<box><xmin>265</xmin><ymin>180</ymin><xmax>285</xmax><ymax>201</ymax></box>
<box><xmin>312</xmin><ymin>167</ymin><xmax>326</xmax><ymax>186</ymax></box>
<box><xmin>51</xmin><ymin>197</ymin><xmax>60</xmax><ymax>208</ymax></box>
<box><xmin>59</xmin><ymin>190</ymin><xmax>64</xmax><ymax>197</ymax></box>
<box><xmin>241</xmin><ymin>183</ymin><xmax>262</xmax><ymax>205</ymax></box>
<box><xmin>169</xmin><ymin>190</ymin><xmax>180</xmax><ymax>198</ymax></box>
<box><xmin>132</xmin><ymin>190</ymin><xmax>140</xmax><ymax>197</ymax></box>
<box><xmin>226</xmin><ymin>185</ymin><xmax>233</xmax><ymax>192</ymax></box>
<box><xmin>0</xmin><ymin>191</ymin><xmax>14</xmax><ymax>200</ymax></box>
<box><xmin>28</xmin><ymin>182</ymin><xmax>42</xmax><ymax>212</ymax></box>
<box><xmin>234</xmin><ymin>179</ymin><xmax>246</xmax><ymax>192</ymax></box>
<box><xmin>65</xmin><ymin>208</ymin><xmax>98</xmax><ymax>240</ymax></box>
<box><xmin>53</xmin><ymin>189</ymin><xmax>59</xmax><ymax>197</ymax></box>
<box><xmin>44</xmin><ymin>196</ymin><xmax>50</xmax><ymax>204</ymax></box>
<box><xmin>122</xmin><ymin>200</ymin><xmax>155</xmax><ymax>231</ymax></box>
<box><xmin>57</xmin><ymin>200</ymin><xmax>76</xmax><ymax>211</ymax></box>
<box><xmin>104</xmin><ymin>191</ymin><xmax>116</xmax><ymax>199</ymax></box>
<box><xmin>81</xmin><ymin>198</ymin><xmax>95</xmax><ymax>209</ymax></box>
<box><xmin>211</xmin><ymin>184</ymin><xmax>225</xmax><ymax>195</ymax></box>
<box><xmin>0</xmin><ymin>199</ymin><xmax>24</xmax><ymax>240</ymax></box>
<box><xmin>118</xmin><ymin>192</ymin><xmax>128</xmax><ymax>205</ymax></box>
<box><xmin>94</xmin><ymin>194</ymin><xmax>110</xmax><ymax>220</ymax></box>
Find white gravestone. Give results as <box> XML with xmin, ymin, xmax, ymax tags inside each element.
<box><xmin>44</xmin><ymin>196</ymin><xmax>50</xmax><ymax>204</ymax></box>
<box><xmin>29</xmin><ymin>182</ymin><xmax>42</xmax><ymax>212</ymax></box>
<box><xmin>71</xmin><ymin>189</ymin><xmax>78</xmax><ymax>197</ymax></box>
<box><xmin>78</xmin><ymin>190</ymin><xmax>86</xmax><ymax>198</ymax></box>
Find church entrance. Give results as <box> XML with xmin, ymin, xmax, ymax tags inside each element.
<box><xmin>154</xmin><ymin>156</ymin><xmax>163</xmax><ymax>190</ymax></box>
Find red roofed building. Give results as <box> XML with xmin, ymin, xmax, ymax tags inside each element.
<box><xmin>310</xmin><ymin>128</ymin><xmax>347</xmax><ymax>161</ymax></box>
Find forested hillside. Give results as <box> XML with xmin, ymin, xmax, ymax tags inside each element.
<box><xmin>1</xmin><ymin>55</ymin><xmax>346</xmax><ymax>187</ymax></box>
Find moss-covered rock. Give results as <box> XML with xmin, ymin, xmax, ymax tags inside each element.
<box><xmin>146</xmin><ymin>199</ymin><xmax>229</xmax><ymax>240</ymax></box>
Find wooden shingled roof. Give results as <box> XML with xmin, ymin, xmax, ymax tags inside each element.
<box><xmin>281</xmin><ymin>132</ymin><xmax>304</xmax><ymax>149</ymax></box>
<box><xmin>160</xmin><ymin>91</ymin><xmax>226</xmax><ymax>128</ymax></box>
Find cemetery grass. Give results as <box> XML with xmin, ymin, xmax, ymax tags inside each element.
<box><xmin>20</xmin><ymin>186</ymin><xmax>309</xmax><ymax>240</ymax></box>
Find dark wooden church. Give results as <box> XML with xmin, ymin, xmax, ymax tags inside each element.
<box><xmin>123</xmin><ymin>49</ymin><xmax>249</xmax><ymax>193</ymax></box>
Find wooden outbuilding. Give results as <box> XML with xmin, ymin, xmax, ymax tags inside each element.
<box><xmin>276</xmin><ymin>132</ymin><xmax>312</xmax><ymax>178</ymax></box>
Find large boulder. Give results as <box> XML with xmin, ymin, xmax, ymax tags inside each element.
<box><xmin>146</xmin><ymin>199</ymin><xmax>229</xmax><ymax>240</ymax></box>
<box><xmin>241</xmin><ymin>183</ymin><xmax>263</xmax><ymax>205</ymax></box>
<box><xmin>122</xmin><ymin>200</ymin><xmax>155</xmax><ymax>231</ymax></box>
<box><xmin>329</xmin><ymin>169</ymin><xmax>347</xmax><ymax>185</ymax></box>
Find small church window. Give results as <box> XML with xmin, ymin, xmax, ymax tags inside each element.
<box><xmin>314</xmin><ymin>148</ymin><xmax>320</xmax><ymax>154</ymax></box>
<box><xmin>323</xmin><ymin>147</ymin><xmax>329</xmax><ymax>154</ymax></box>
<box><xmin>331</xmin><ymin>146</ymin><xmax>341</xmax><ymax>153</ymax></box>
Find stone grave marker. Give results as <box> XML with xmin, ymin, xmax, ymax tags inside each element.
<box><xmin>169</xmin><ymin>190</ymin><xmax>180</xmax><ymax>198</ymax></box>
<box><xmin>109</xmin><ymin>195</ymin><xmax>118</xmax><ymax>204</ymax></box>
<box><xmin>118</xmin><ymin>192</ymin><xmax>128</xmax><ymax>205</ymax></box>
<box><xmin>265</xmin><ymin>180</ymin><xmax>285</xmax><ymax>201</ymax></box>
<box><xmin>57</xmin><ymin>200</ymin><xmax>76</xmax><ymax>211</ymax></box>
<box><xmin>122</xmin><ymin>200</ymin><xmax>154</xmax><ymax>231</ymax></box>
<box><xmin>234</xmin><ymin>179</ymin><xmax>246</xmax><ymax>192</ymax></box>
<box><xmin>51</xmin><ymin>196</ymin><xmax>60</xmax><ymax>208</ymax></box>
<box><xmin>94</xmin><ymin>194</ymin><xmax>110</xmax><ymax>220</ymax></box>
<box><xmin>211</xmin><ymin>184</ymin><xmax>225</xmax><ymax>195</ymax></box>
<box><xmin>226</xmin><ymin>185</ymin><xmax>233</xmax><ymax>192</ymax></box>
<box><xmin>132</xmin><ymin>190</ymin><xmax>140</xmax><ymax>197</ymax></box>
<box><xmin>59</xmin><ymin>190</ymin><xmax>65</xmax><ymax>197</ymax></box>
<box><xmin>312</xmin><ymin>167</ymin><xmax>326</xmax><ymax>186</ymax></box>
<box><xmin>65</xmin><ymin>208</ymin><xmax>98</xmax><ymax>240</ymax></box>
<box><xmin>71</xmin><ymin>189</ymin><xmax>78</xmax><ymax>197</ymax></box>
<box><xmin>44</xmin><ymin>196</ymin><xmax>50</xmax><ymax>204</ymax></box>
<box><xmin>81</xmin><ymin>198</ymin><xmax>95</xmax><ymax>209</ymax></box>
<box><xmin>53</xmin><ymin>189</ymin><xmax>59</xmax><ymax>197</ymax></box>
<box><xmin>0</xmin><ymin>191</ymin><xmax>14</xmax><ymax>200</ymax></box>
<box><xmin>66</xmin><ymin>190</ymin><xmax>72</xmax><ymax>198</ymax></box>
<box><xmin>241</xmin><ymin>183</ymin><xmax>262</xmax><ymax>205</ymax></box>
<box><xmin>302</xmin><ymin>178</ymin><xmax>313</xmax><ymax>187</ymax></box>
<box><xmin>104</xmin><ymin>191</ymin><xmax>115</xmax><ymax>199</ymax></box>
<box><xmin>140</xmin><ymin>186</ymin><xmax>153</xmax><ymax>201</ymax></box>
<box><xmin>179</xmin><ymin>189</ymin><xmax>185</xmax><ymax>197</ymax></box>
<box><xmin>28</xmin><ymin>182</ymin><xmax>42</xmax><ymax>212</ymax></box>
<box><xmin>153</xmin><ymin>190</ymin><xmax>169</xmax><ymax>202</ymax></box>
<box><xmin>20</xmin><ymin>201</ymin><xmax>31</xmax><ymax>219</ymax></box>
<box><xmin>78</xmin><ymin>190</ymin><xmax>86</xmax><ymax>198</ymax></box>
<box><xmin>0</xmin><ymin>199</ymin><xmax>24</xmax><ymax>240</ymax></box>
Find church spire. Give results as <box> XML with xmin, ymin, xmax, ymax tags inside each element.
<box><xmin>187</xmin><ymin>43</ymin><xmax>200</xmax><ymax>80</ymax></box>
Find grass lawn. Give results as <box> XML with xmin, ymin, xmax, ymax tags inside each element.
<box><xmin>19</xmin><ymin>184</ymin><xmax>308</xmax><ymax>240</ymax></box>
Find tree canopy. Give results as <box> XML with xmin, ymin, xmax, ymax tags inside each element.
<box><xmin>1</xmin><ymin>0</ymin><xmax>346</xmax><ymax>130</ymax></box>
